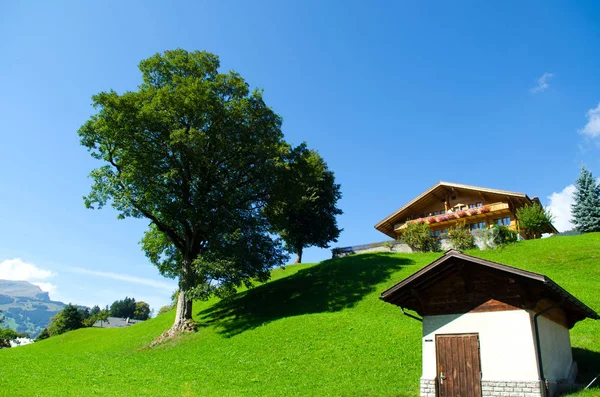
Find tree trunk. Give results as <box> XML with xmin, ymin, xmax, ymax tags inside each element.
<box><xmin>171</xmin><ymin>288</ymin><xmax>193</xmax><ymax>331</ymax></box>
<box><xmin>169</xmin><ymin>257</ymin><xmax>195</xmax><ymax>333</ymax></box>
<box><xmin>295</xmin><ymin>246</ymin><xmax>303</xmax><ymax>264</ymax></box>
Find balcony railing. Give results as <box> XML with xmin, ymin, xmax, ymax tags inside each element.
<box><xmin>394</xmin><ymin>202</ymin><xmax>510</xmax><ymax>231</ymax></box>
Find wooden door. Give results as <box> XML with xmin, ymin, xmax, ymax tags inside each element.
<box><xmin>435</xmin><ymin>334</ymin><xmax>482</xmax><ymax>397</ymax></box>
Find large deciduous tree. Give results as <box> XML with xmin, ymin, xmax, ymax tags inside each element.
<box><xmin>79</xmin><ymin>49</ymin><xmax>289</xmax><ymax>334</ymax></box>
<box><xmin>265</xmin><ymin>144</ymin><xmax>342</xmax><ymax>263</ymax></box>
<box><xmin>571</xmin><ymin>165</ymin><xmax>600</xmax><ymax>233</ymax></box>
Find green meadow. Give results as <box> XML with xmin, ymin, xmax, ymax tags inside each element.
<box><xmin>1</xmin><ymin>234</ymin><xmax>599</xmax><ymax>396</ymax></box>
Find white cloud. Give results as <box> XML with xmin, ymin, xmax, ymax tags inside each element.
<box><xmin>546</xmin><ymin>185</ymin><xmax>576</xmax><ymax>232</ymax></box>
<box><xmin>32</xmin><ymin>282</ymin><xmax>58</xmax><ymax>296</ymax></box>
<box><xmin>0</xmin><ymin>258</ymin><xmax>54</xmax><ymax>281</ymax></box>
<box><xmin>530</xmin><ymin>73</ymin><xmax>554</xmax><ymax>93</ymax></box>
<box><xmin>579</xmin><ymin>103</ymin><xmax>600</xmax><ymax>138</ymax></box>
<box><xmin>67</xmin><ymin>267</ymin><xmax>175</xmax><ymax>292</ymax></box>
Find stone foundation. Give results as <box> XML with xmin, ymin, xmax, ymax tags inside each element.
<box><xmin>420</xmin><ymin>379</ymin><xmax>543</xmax><ymax>397</ymax></box>
<box><xmin>420</xmin><ymin>378</ymin><xmax>436</xmax><ymax>397</ymax></box>
<box><xmin>481</xmin><ymin>380</ymin><xmax>543</xmax><ymax>397</ymax></box>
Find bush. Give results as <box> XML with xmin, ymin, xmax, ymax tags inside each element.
<box><xmin>448</xmin><ymin>224</ymin><xmax>475</xmax><ymax>250</ymax></box>
<box><xmin>516</xmin><ymin>203</ymin><xmax>553</xmax><ymax>239</ymax></box>
<box><xmin>401</xmin><ymin>222</ymin><xmax>438</xmax><ymax>252</ymax></box>
<box><xmin>382</xmin><ymin>241</ymin><xmax>394</xmax><ymax>250</ymax></box>
<box><xmin>489</xmin><ymin>224</ymin><xmax>518</xmax><ymax>246</ymax></box>
<box><xmin>157</xmin><ymin>305</ymin><xmax>174</xmax><ymax>315</ymax></box>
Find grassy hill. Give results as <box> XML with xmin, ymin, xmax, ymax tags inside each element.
<box><xmin>1</xmin><ymin>234</ymin><xmax>600</xmax><ymax>396</ymax></box>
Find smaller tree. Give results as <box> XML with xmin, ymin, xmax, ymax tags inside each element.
<box><xmin>516</xmin><ymin>203</ymin><xmax>553</xmax><ymax>239</ymax></box>
<box><xmin>94</xmin><ymin>307</ymin><xmax>111</xmax><ymax>327</ymax></box>
<box><xmin>0</xmin><ymin>327</ymin><xmax>19</xmax><ymax>348</ymax></box>
<box><xmin>133</xmin><ymin>302</ymin><xmax>151</xmax><ymax>320</ymax></box>
<box><xmin>571</xmin><ymin>165</ymin><xmax>600</xmax><ymax>233</ymax></box>
<box><xmin>402</xmin><ymin>222</ymin><xmax>438</xmax><ymax>252</ymax></box>
<box><xmin>45</xmin><ymin>304</ymin><xmax>85</xmax><ymax>337</ymax></box>
<box><xmin>266</xmin><ymin>144</ymin><xmax>343</xmax><ymax>263</ymax></box>
<box><xmin>90</xmin><ymin>305</ymin><xmax>101</xmax><ymax>317</ymax></box>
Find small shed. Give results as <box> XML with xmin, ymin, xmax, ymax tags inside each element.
<box><xmin>381</xmin><ymin>250</ymin><xmax>598</xmax><ymax>397</ymax></box>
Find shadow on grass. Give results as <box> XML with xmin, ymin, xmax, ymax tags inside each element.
<box><xmin>560</xmin><ymin>347</ymin><xmax>600</xmax><ymax>395</ymax></box>
<box><xmin>198</xmin><ymin>253</ymin><xmax>414</xmax><ymax>337</ymax></box>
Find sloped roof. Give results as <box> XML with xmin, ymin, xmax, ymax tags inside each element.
<box><xmin>381</xmin><ymin>250</ymin><xmax>599</xmax><ymax>327</ymax></box>
<box><xmin>374</xmin><ymin>181</ymin><xmax>558</xmax><ymax>237</ymax></box>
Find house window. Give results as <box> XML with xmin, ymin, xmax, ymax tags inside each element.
<box><xmin>476</xmin><ymin>202</ymin><xmax>483</xmax><ymax>207</ymax></box>
<box><xmin>431</xmin><ymin>230</ymin><xmax>441</xmax><ymax>237</ymax></box>
<box><xmin>497</xmin><ymin>217</ymin><xmax>511</xmax><ymax>227</ymax></box>
<box><xmin>469</xmin><ymin>221</ymin><xmax>487</xmax><ymax>230</ymax></box>
<box><xmin>469</xmin><ymin>204</ymin><xmax>476</xmax><ymax>209</ymax></box>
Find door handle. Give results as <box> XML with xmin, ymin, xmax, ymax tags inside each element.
<box><xmin>440</xmin><ymin>372</ymin><xmax>446</xmax><ymax>384</ymax></box>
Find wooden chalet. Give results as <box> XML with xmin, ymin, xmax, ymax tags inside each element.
<box><xmin>374</xmin><ymin>182</ymin><xmax>558</xmax><ymax>240</ymax></box>
<box><xmin>381</xmin><ymin>250</ymin><xmax>598</xmax><ymax>397</ymax></box>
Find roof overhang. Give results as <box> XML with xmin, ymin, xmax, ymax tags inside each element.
<box><xmin>380</xmin><ymin>250</ymin><xmax>598</xmax><ymax>327</ymax></box>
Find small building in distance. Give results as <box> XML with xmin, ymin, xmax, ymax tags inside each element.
<box><xmin>375</xmin><ymin>181</ymin><xmax>558</xmax><ymax>240</ymax></box>
<box><xmin>381</xmin><ymin>250</ymin><xmax>598</xmax><ymax>397</ymax></box>
<box><xmin>93</xmin><ymin>317</ymin><xmax>144</xmax><ymax>328</ymax></box>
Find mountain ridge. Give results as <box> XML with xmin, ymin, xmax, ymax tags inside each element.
<box><xmin>0</xmin><ymin>279</ymin><xmax>65</xmax><ymax>337</ymax></box>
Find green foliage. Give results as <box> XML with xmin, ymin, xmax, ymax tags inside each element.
<box><xmin>516</xmin><ymin>203</ymin><xmax>554</xmax><ymax>239</ymax></box>
<box><xmin>448</xmin><ymin>223</ymin><xmax>475</xmax><ymax>250</ymax></box>
<box><xmin>79</xmin><ymin>49</ymin><xmax>291</xmax><ymax>326</ymax></box>
<box><xmin>401</xmin><ymin>222</ymin><xmax>438</xmax><ymax>252</ymax></box>
<box><xmin>1</xmin><ymin>234</ymin><xmax>599</xmax><ymax>396</ymax></box>
<box><xmin>489</xmin><ymin>224</ymin><xmax>518</xmax><ymax>246</ymax></box>
<box><xmin>157</xmin><ymin>305</ymin><xmax>174</xmax><ymax>316</ymax></box>
<box><xmin>572</xmin><ymin>165</ymin><xmax>600</xmax><ymax>233</ymax></box>
<box><xmin>35</xmin><ymin>327</ymin><xmax>50</xmax><ymax>341</ymax></box>
<box><xmin>265</xmin><ymin>144</ymin><xmax>342</xmax><ymax>263</ymax></box>
<box><xmin>0</xmin><ymin>327</ymin><xmax>20</xmax><ymax>348</ymax></box>
<box><xmin>83</xmin><ymin>306</ymin><xmax>110</xmax><ymax>327</ymax></box>
<box><xmin>110</xmin><ymin>297</ymin><xmax>137</xmax><ymax>318</ymax></box>
<box><xmin>134</xmin><ymin>302</ymin><xmax>151</xmax><ymax>321</ymax></box>
<box><xmin>43</xmin><ymin>304</ymin><xmax>85</xmax><ymax>337</ymax></box>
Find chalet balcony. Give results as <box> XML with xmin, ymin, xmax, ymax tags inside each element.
<box><xmin>393</xmin><ymin>202</ymin><xmax>511</xmax><ymax>231</ymax></box>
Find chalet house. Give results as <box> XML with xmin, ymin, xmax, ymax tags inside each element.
<box><xmin>374</xmin><ymin>182</ymin><xmax>558</xmax><ymax>240</ymax></box>
<box><xmin>381</xmin><ymin>250</ymin><xmax>598</xmax><ymax>397</ymax></box>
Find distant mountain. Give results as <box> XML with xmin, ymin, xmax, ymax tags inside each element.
<box><xmin>0</xmin><ymin>280</ymin><xmax>66</xmax><ymax>338</ymax></box>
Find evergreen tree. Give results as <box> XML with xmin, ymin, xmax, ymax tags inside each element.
<box><xmin>571</xmin><ymin>165</ymin><xmax>600</xmax><ymax>233</ymax></box>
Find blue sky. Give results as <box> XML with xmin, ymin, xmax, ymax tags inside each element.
<box><xmin>1</xmin><ymin>1</ymin><xmax>600</xmax><ymax>312</ymax></box>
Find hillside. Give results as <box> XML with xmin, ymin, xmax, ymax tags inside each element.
<box><xmin>1</xmin><ymin>234</ymin><xmax>599</xmax><ymax>396</ymax></box>
<box><xmin>0</xmin><ymin>280</ymin><xmax>65</xmax><ymax>337</ymax></box>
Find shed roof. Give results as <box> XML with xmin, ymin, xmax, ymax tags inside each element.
<box><xmin>381</xmin><ymin>250</ymin><xmax>598</xmax><ymax>327</ymax></box>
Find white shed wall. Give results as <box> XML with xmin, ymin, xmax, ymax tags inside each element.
<box><xmin>536</xmin><ymin>314</ymin><xmax>573</xmax><ymax>381</ymax></box>
<box><xmin>422</xmin><ymin>310</ymin><xmax>540</xmax><ymax>381</ymax></box>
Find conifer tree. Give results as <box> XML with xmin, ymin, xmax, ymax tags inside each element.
<box><xmin>571</xmin><ymin>165</ymin><xmax>600</xmax><ymax>233</ymax></box>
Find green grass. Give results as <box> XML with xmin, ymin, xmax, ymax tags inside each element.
<box><xmin>1</xmin><ymin>234</ymin><xmax>600</xmax><ymax>396</ymax></box>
